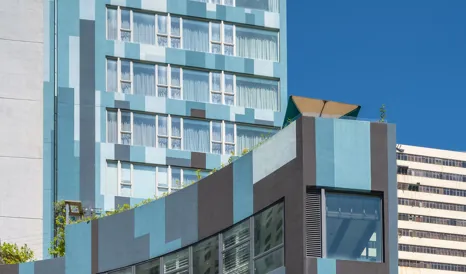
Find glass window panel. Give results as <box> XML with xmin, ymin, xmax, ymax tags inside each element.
<box><xmin>133</xmin><ymin>113</ymin><xmax>156</xmax><ymax>147</ymax></box>
<box><xmin>158</xmin><ymin>167</ymin><xmax>168</xmax><ymax>187</ymax></box>
<box><xmin>212</xmin><ymin>72</ymin><xmax>221</xmax><ymax>91</ymax></box>
<box><xmin>121</xmin><ymin>9</ymin><xmax>131</xmax><ymax>29</ymax></box>
<box><xmin>157</xmin><ymin>15</ymin><xmax>167</xmax><ymax>34</ymax></box>
<box><xmin>254</xmin><ymin>203</ymin><xmax>284</xmax><ymax>255</ymax></box>
<box><xmin>171</xmin><ymin>138</ymin><xmax>181</xmax><ymax>150</ymax></box>
<box><xmin>223</xmin><ymin>242</ymin><xmax>249</xmax><ymax>274</ymax></box>
<box><xmin>224</xmin><ymin>24</ymin><xmax>234</xmax><ymax>44</ymax></box>
<box><xmin>121</xmin><ymin>163</ymin><xmax>131</xmax><ymax>183</ymax></box>
<box><xmin>193</xmin><ymin>237</ymin><xmax>219</xmax><ymax>274</ymax></box>
<box><xmin>171</xmin><ymin>67</ymin><xmax>181</xmax><ymax>87</ymax></box>
<box><xmin>212</xmin><ymin>93</ymin><xmax>222</xmax><ymax>104</ymax></box>
<box><xmin>171</xmin><ymin>16</ymin><xmax>181</xmax><ymax>36</ymax></box>
<box><xmin>224</xmin><ymin>45</ymin><xmax>234</xmax><ymax>56</ymax></box>
<box><xmin>106</xmin><ymin>161</ymin><xmax>118</xmax><ymax>196</ymax></box>
<box><xmin>212</xmin><ymin>143</ymin><xmax>222</xmax><ymax>154</ymax></box>
<box><xmin>183</xmin><ymin>69</ymin><xmax>209</xmax><ymax>103</ymax></box>
<box><xmin>121</xmin><ymin>60</ymin><xmax>131</xmax><ymax>81</ymax></box>
<box><xmin>121</xmin><ymin>133</ymin><xmax>132</xmax><ymax>145</ymax></box>
<box><xmin>171</xmin><ymin>117</ymin><xmax>181</xmax><ymax>137</ymax></box>
<box><xmin>235</xmin><ymin>0</ymin><xmax>279</xmax><ymax>12</ymax></box>
<box><xmin>158</xmin><ymin>116</ymin><xmax>168</xmax><ymax>136</ymax></box>
<box><xmin>157</xmin><ymin>36</ymin><xmax>168</xmax><ymax>47</ymax></box>
<box><xmin>133</xmin><ymin>12</ymin><xmax>155</xmax><ymax>44</ymax></box>
<box><xmin>164</xmin><ymin>249</ymin><xmax>189</xmax><ymax>273</ymax></box>
<box><xmin>107</xmin><ymin>59</ymin><xmax>118</xmax><ymax>92</ymax></box>
<box><xmin>236</xmin><ymin>125</ymin><xmax>276</xmax><ymax>154</ymax></box>
<box><xmin>225</xmin><ymin>74</ymin><xmax>234</xmax><ymax>93</ymax></box>
<box><xmin>212</xmin><ymin>121</ymin><xmax>222</xmax><ymax>142</ymax></box>
<box><xmin>225</xmin><ymin>122</ymin><xmax>234</xmax><ymax>143</ymax></box>
<box><xmin>183</xmin><ymin>169</ymin><xmax>198</xmax><ymax>186</ymax></box>
<box><xmin>254</xmin><ymin>248</ymin><xmax>284</xmax><ymax>274</ymax></box>
<box><xmin>212</xmin><ymin>43</ymin><xmax>221</xmax><ymax>54</ymax></box>
<box><xmin>236</xmin><ymin>76</ymin><xmax>279</xmax><ymax>111</ymax></box>
<box><xmin>136</xmin><ymin>258</ymin><xmax>160</xmax><ymax>274</ymax></box>
<box><xmin>236</xmin><ymin>27</ymin><xmax>278</xmax><ymax>61</ymax></box>
<box><xmin>121</xmin><ymin>111</ymin><xmax>131</xmax><ymax>131</ymax></box>
<box><xmin>110</xmin><ymin>266</ymin><xmax>133</xmax><ymax>274</ymax></box>
<box><xmin>133</xmin><ymin>62</ymin><xmax>156</xmax><ymax>96</ymax></box>
<box><xmin>183</xmin><ymin>19</ymin><xmax>209</xmax><ymax>52</ymax></box>
<box><xmin>158</xmin><ymin>86</ymin><xmax>168</xmax><ymax>97</ymax></box>
<box><xmin>225</xmin><ymin>144</ymin><xmax>235</xmax><ymax>155</ymax></box>
<box><xmin>121</xmin><ymin>30</ymin><xmax>131</xmax><ymax>42</ymax></box>
<box><xmin>171</xmin><ymin>87</ymin><xmax>181</xmax><ymax>99</ymax></box>
<box><xmin>157</xmin><ymin>65</ymin><xmax>168</xmax><ymax>85</ymax></box>
<box><xmin>326</xmin><ymin>193</ymin><xmax>383</xmax><ymax>262</ymax></box>
<box><xmin>107</xmin><ymin>110</ymin><xmax>118</xmax><ymax>143</ymax></box>
<box><xmin>211</xmin><ymin>22</ymin><xmax>221</xmax><ymax>42</ymax></box>
<box><xmin>183</xmin><ymin>119</ymin><xmax>210</xmax><ymax>153</ymax></box>
<box><xmin>133</xmin><ymin>164</ymin><xmax>156</xmax><ymax>199</ymax></box>
<box><xmin>158</xmin><ymin>137</ymin><xmax>168</xmax><ymax>148</ymax></box>
<box><xmin>225</xmin><ymin>95</ymin><xmax>234</xmax><ymax>105</ymax></box>
<box><xmin>172</xmin><ymin>167</ymin><xmax>182</xmax><ymax>189</ymax></box>
<box><xmin>171</xmin><ymin>37</ymin><xmax>181</xmax><ymax>48</ymax></box>
<box><xmin>120</xmin><ymin>184</ymin><xmax>131</xmax><ymax>197</ymax></box>
<box><xmin>121</xmin><ymin>82</ymin><xmax>132</xmax><ymax>94</ymax></box>
<box><xmin>107</xmin><ymin>8</ymin><xmax>118</xmax><ymax>40</ymax></box>
<box><xmin>223</xmin><ymin>220</ymin><xmax>250</xmax><ymax>249</ymax></box>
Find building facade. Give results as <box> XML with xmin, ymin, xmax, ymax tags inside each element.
<box><xmin>40</xmin><ymin>0</ymin><xmax>288</xmax><ymax>258</ymax></box>
<box><xmin>397</xmin><ymin>145</ymin><xmax>466</xmax><ymax>273</ymax></box>
<box><xmin>0</xmin><ymin>114</ymin><xmax>398</xmax><ymax>274</ymax></box>
<box><xmin>0</xmin><ymin>0</ymin><xmax>44</xmax><ymax>258</ymax></box>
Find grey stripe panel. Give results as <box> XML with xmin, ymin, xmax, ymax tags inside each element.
<box><xmin>301</xmin><ymin>116</ymin><xmax>316</xmax><ymax>186</ymax></box>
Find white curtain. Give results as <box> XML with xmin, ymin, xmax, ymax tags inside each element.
<box><xmin>235</xmin><ymin>0</ymin><xmax>279</xmax><ymax>12</ymax></box>
<box><xmin>236</xmin><ymin>125</ymin><xmax>276</xmax><ymax>153</ymax></box>
<box><xmin>106</xmin><ymin>162</ymin><xmax>118</xmax><ymax>196</ymax></box>
<box><xmin>107</xmin><ymin>111</ymin><xmax>118</xmax><ymax>143</ymax></box>
<box><xmin>182</xmin><ymin>19</ymin><xmax>209</xmax><ymax>52</ymax></box>
<box><xmin>107</xmin><ymin>8</ymin><xmax>118</xmax><ymax>40</ymax></box>
<box><xmin>133</xmin><ymin>12</ymin><xmax>155</xmax><ymax>45</ymax></box>
<box><xmin>120</xmin><ymin>9</ymin><xmax>131</xmax><ymax>42</ymax></box>
<box><xmin>236</xmin><ymin>76</ymin><xmax>279</xmax><ymax>111</ymax></box>
<box><xmin>236</xmin><ymin>27</ymin><xmax>278</xmax><ymax>61</ymax></box>
<box><xmin>133</xmin><ymin>113</ymin><xmax>156</xmax><ymax>147</ymax></box>
<box><xmin>107</xmin><ymin>59</ymin><xmax>118</xmax><ymax>92</ymax></box>
<box><xmin>134</xmin><ymin>62</ymin><xmax>156</xmax><ymax>96</ymax></box>
<box><xmin>183</xmin><ymin>119</ymin><xmax>210</xmax><ymax>153</ymax></box>
<box><xmin>183</xmin><ymin>69</ymin><xmax>209</xmax><ymax>103</ymax></box>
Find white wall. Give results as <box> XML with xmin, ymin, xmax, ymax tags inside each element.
<box><xmin>0</xmin><ymin>0</ymin><xmax>44</xmax><ymax>259</ymax></box>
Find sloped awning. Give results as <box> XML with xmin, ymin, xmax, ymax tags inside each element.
<box><xmin>283</xmin><ymin>96</ymin><xmax>361</xmax><ymax>127</ymax></box>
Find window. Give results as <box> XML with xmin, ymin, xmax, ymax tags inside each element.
<box><xmin>211</xmin><ymin>72</ymin><xmax>235</xmax><ymax>106</ymax></box>
<box><xmin>109</xmin><ymin>267</ymin><xmax>132</xmax><ymax>274</ymax></box>
<box><xmin>135</xmin><ymin>258</ymin><xmax>160</xmax><ymax>274</ymax></box>
<box><xmin>325</xmin><ymin>193</ymin><xmax>383</xmax><ymax>262</ymax></box>
<box><xmin>183</xmin><ymin>69</ymin><xmax>209</xmax><ymax>103</ymax></box>
<box><xmin>222</xmin><ymin>220</ymin><xmax>250</xmax><ymax>273</ymax></box>
<box><xmin>107</xmin><ymin>110</ymin><xmax>118</xmax><ymax>143</ymax></box>
<box><xmin>164</xmin><ymin>249</ymin><xmax>189</xmax><ymax>273</ymax></box>
<box><xmin>192</xmin><ymin>237</ymin><xmax>219</xmax><ymax>274</ymax></box>
<box><xmin>211</xmin><ymin>121</ymin><xmax>235</xmax><ymax>155</ymax></box>
<box><xmin>107</xmin><ymin>59</ymin><xmax>118</xmax><ymax>92</ymax></box>
<box><xmin>189</xmin><ymin>0</ymin><xmax>279</xmax><ymax>13</ymax></box>
<box><xmin>120</xmin><ymin>163</ymin><xmax>132</xmax><ymax>197</ymax></box>
<box><xmin>133</xmin><ymin>113</ymin><xmax>156</xmax><ymax>147</ymax></box>
<box><xmin>106</xmin><ymin>8</ymin><xmax>279</xmax><ymax>61</ymax></box>
<box><xmin>236</xmin><ymin>125</ymin><xmax>276</xmax><ymax>154</ymax></box>
<box><xmin>236</xmin><ymin>76</ymin><xmax>279</xmax><ymax>111</ymax></box>
<box><xmin>183</xmin><ymin>119</ymin><xmax>210</xmax><ymax>153</ymax></box>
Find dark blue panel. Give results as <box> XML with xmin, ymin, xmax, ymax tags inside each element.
<box><xmin>115</xmin><ymin>145</ymin><xmax>131</xmax><ymax>162</ymax></box>
<box><xmin>115</xmin><ymin>100</ymin><xmax>130</xmax><ymax>110</ymax></box>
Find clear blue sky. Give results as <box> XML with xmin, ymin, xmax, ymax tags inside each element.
<box><xmin>287</xmin><ymin>0</ymin><xmax>466</xmax><ymax>151</ymax></box>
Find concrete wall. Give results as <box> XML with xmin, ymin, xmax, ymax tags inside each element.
<box><xmin>0</xmin><ymin>0</ymin><xmax>44</xmax><ymax>259</ymax></box>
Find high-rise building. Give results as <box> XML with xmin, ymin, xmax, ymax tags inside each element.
<box><xmin>34</xmin><ymin>0</ymin><xmax>289</xmax><ymax>259</ymax></box>
<box><xmin>397</xmin><ymin>144</ymin><xmax>466</xmax><ymax>273</ymax></box>
<box><xmin>0</xmin><ymin>0</ymin><xmax>44</xmax><ymax>258</ymax></box>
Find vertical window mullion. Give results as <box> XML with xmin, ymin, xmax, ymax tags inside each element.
<box><xmin>209</xmin><ymin>22</ymin><xmax>212</xmax><ymax>53</ymax></box>
<box><xmin>209</xmin><ymin>72</ymin><xmax>212</xmax><ymax>103</ymax></box>
<box><xmin>221</xmin><ymin>71</ymin><xmax>225</xmax><ymax>104</ymax></box>
<box><xmin>221</xmin><ymin>21</ymin><xmax>224</xmax><ymax>54</ymax></box>
<box><xmin>234</xmin><ymin>123</ymin><xmax>237</xmax><ymax>155</ymax></box>
<box><xmin>168</xmin><ymin>14</ymin><xmax>171</xmax><ymax>48</ymax></box>
<box><xmin>233</xmin><ymin>25</ymin><xmax>236</xmax><ymax>56</ymax></box>
<box><xmin>233</xmin><ymin>74</ymin><xmax>236</xmax><ymax>106</ymax></box>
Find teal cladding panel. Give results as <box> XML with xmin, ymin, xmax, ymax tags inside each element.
<box><xmin>317</xmin><ymin>258</ymin><xmax>336</xmax><ymax>274</ymax></box>
<box><xmin>65</xmin><ymin>223</ymin><xmax>92</xmax><ymax>274</ymax></box>
<box><xmin>19</xmin><ymin>262</ymin><xmax>35</xmax><ymax>274</ymax></box>
<box><xmin>333</xmin><ymin>119</ymin><xmax>371</xmax><ymax>191</ymax></box>
<box><xmin>233</xmin><ymin>152</ymin><xmax>253</xmax><ymax>223</ymax></box>
<box><xmin>315</xmin><ymin>118</ymin><xmax>335</xmax><ymax>188</ymax></box>
<box><xmin>130</xmin><ymin>146</ymin><xmax>146</xmax><ymax>162</ymax></box>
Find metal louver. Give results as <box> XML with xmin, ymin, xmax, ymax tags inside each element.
<box><xmin>305</xmin><ymin>190</ymin><xmax>322</xmax><ymax>257</ymax></box>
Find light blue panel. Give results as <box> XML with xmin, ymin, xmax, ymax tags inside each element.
<box><xmin>127</xmin><ymin>94</ymin><xmax>145</xmax><ymax>111</ymax></box>
<box><xmin>19</xmin><ymin>262</ymin><xmax>35</xmax><ymax>274</ymax></box>
<box><xmin>205</xmin><ymin>103</ymin><xmax>230</xmax><ymax>121</ymax></box>
<box><xmin>204</xmin><ymin>53</ymin><xmax>216</xmax><ymax>68</ymax></box>
<box><xmin>100</xmin><ymin>107</ymin><xmax>107</xmax><ymax>142</ymax></box>
<box><xmin>206</xmin><ymin>153</ymin><xmax>222</xmax><ymax>169</ymax></box>
<box><xmin>80</xmin><ymin>0</ymin><xmax>95</xmax><ymax>20</ymax></box>
<box><xmin>224</xmin><ymin>56</ymin><xmax>245</xmax><ymax>74</ymax></box>
<box><xmin>134</xmin><ymin>199</ymin><xmax>182</xmax><ymax>258</ymax></box>
<box><xmin>74</xmin><ymin>140</ymin><xmax>80</xmax><ymax>157</ymax></box>
<box><xmin>251</xmin><ymin>10</ymin><xmax>265</xmax><ymax>26</ymax></box>
<box><xmin>125</xmin><ymin>0</ymin><xmax>141</xmax><ymax>9</ymax></box>
<box><xmin>186</xmin><ymin>0</ymin><xmax>207</xmax><ymax>18</ymax></box>
<box><xmin>57</xmin><ymin>88</ymin><xmax>80</xmax><ymax>201</ymax></box>
<box><xmin>225</xmin><ymin>6</ymin><xmax>246</xmax><ymax>22</ymax></box>
<box><xmin>65</xmin><ymin>222</ymin><xmax>92</xmax><ymax>274</ymax></box>
<box><xmin>166</xmin><ymin>48</ymin><xmax>187</xmax><ymax>66</ymax></box>
<box><xmin>125</xmin><ymin>43</ymin><xmax>140</xmax><ymax>60</ymax></box>
<box><xmin>95</xmin><ymin>143</ymin><xmax>104</xmax><ymax>211</ymax></box>
<box><xmin>105</xmin><ymin>40</ymin><xmax>117</xmax><ymax>56</ymax></box>
<box><xmin>233</xmin><ymin>152</ymin><xmax>253</xmax><ymax>223</ymax></box>
<box><xmin>273</xmin><ymin>62</ymin><xmax>281</xmax><ymax>78</ymax></box>
<box><xmin>100</xmin><ymin>91</ymin><xmax>115</xmax><ymax>108</ymax></box>
<box><xmin>57</xmin><ymin>0</ymin><xmax>79</xmax><ymax>88</ymax></box>
<box><xmin>387</xmin><ymin>123</ymin><xmax>398</xmax><ymax>274</ymax></box>
<box><xmin>333</xmin><ymin>119</ymin><xmax>371</xmax><ymax>191</ymax></box>
<box><xmin>315</xmin><ymin>118</ymin><xmax>335</xmax><ymax>188</ymax></box>
<box><xmin>166</xmin><ymin>149</ymin><xmax>191</xmax><ymax>160</ymax></box>
<box><xmin>274</xmin><ymin>111</ymin><xmax>285</xmax><ymax>127</ymax></box>
<box><xmin>130</xmin><ymin>146</ymin><xmax>146</xmax><ymax>162</ymax></box>
<box><xmin>145</xmin><ymin>147</ymin><xmax>167</xmax><ymax>165</ymax></box>
<box><xmin>140</xmin><ymin>44</ymin><xmax>166</xmax><ymax>63</ymax></box>
<box><xmin>235</xmin><ymin>108</ymin><xmax>255</xmax><ymax>124</ymax></box>
<box><xmin>130</xmin><ymin>197</ymin><xmax>145</xmax><ymax>206</ymax></box>
<box><xmin>145</xmin><ymin>96</ymin><xmax>166</xmax><ymax>114</ymax></box>
<box><xmin>317</xmin><ymin>258</ymin><xmax>336</xmax><ymax>274</ymax></box>
<box><xmin>166</xmin><ymin>99</ymin><xmax>187</xmax><ymax>116</ymax></box>
<box><xmin>186</xmin><ymin>101</ymin><xmax>206</xmax><ymax>112</ymax></box>
<box><xmin>167</xmin><ymin>0</ymin><xmax>187</xmax><ymax>14</ymax></box>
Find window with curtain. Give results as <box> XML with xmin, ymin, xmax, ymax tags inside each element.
<box><xmin>133</xmin><ymin>12</ymin><xmax>155</xmax><ymax>45</ymax></box>
<box><xmin>121</xmin><ymin>111</ymin><xmax>132</xmax><ymax>145</ymax></box>
<box><xmin>121</xmin><ymin>60</ymin><xmax>132</xmax><ymax>94</ymax></box>
<box><xmin>172</xmin><ymin>167</ymin><xmax>182</xmax><ymax>189</ymax></box>
<box><xmin>107</xmin><ymin>110</ymin><xmax>118</xmax><ymax>143</ymax></box>
<box><xmin>183</xmin><ymin>119</ymin><xmax>210</xmax><ymax>153</ymax></box>
<box><xmin>107</xmin><ymin>8</ymin><xmax>118</xmax><ymax>40</ymax></box>
<box><xmin>120</xmin><ymin>163</ymin><xmax>132</xmax><ymax>197</ymax></box>
<box><xmin>236</xmin><ymin>125</ymin><xmax>276</xmax><ymax>154</ymax></box>
<box><xmin>120</xmin><ymin>9</ymin><xmax>131</xmax><ymax>42</ymax></box>
<box><xmin>170</xmin><ymin>67</ymin><xmax>181</xmax><ymax>99</ymax></box>
<box><xmin>170</xmin><ymin>16</ymin><xmax>181</xmax><ymax>48</ymax></box>
<box><xmin>212</xmin><ymin>121</ymin><xmax>222</xmax><ymax>154</ymax></box>
<box><xmin>106</xmin><ymin>59</ymin><xmax>118</xmax><ymax>92</ymax></box>
<box><xmin>182</xmin><ymin>19</ymin><xmax>209</xmax><ymax>52</ymax></box>
<box><xmin>183</xmin><ymin>69</ymin><xmax>209</xmax><ymax>103</ymax></box>
<box><xmin>132</xmin><ymin>164</ymin><xmax>156</xmax><ymax>199</ymax></box>
<box><xmin>157</xmin><ymin>115</ymin><xmax>168</xmax><ymax>148</ymax></box>
<box><xmin>236</xmin><ymin>76</ymin><xmax>279</xmax><ymax>111</ymax></box>
<box><xmin>157</xmin><ymin>166</ymin><xmax>168</xmax><ymax>195</ymax></box>
<box><xmin>236</xmin><ymin>0</ymin><xmax>279</xmax><ymax>12</ymax></box>
<box><xmin>236</xmin><ymin>27</ymin><xmax>279</xmax><ymax>61</ymax></box>
<box><xmin>225</xmin><ymin>122</ymin><xmax>235</xmax><ymax>155</ymax></box>
<box><xmin>157</xmin><ymin>65</ymin><xmax>168</xmax><ymax>97</ymax></box>
<box><xmin>106</xmin><ymin>161</ymin><xmax>118</xmax><ymax>197</ymax></box>
<box><xmin>133</xmin><ymin>62</ymin><xmax>156</xmax><ymax>96</ymax></box>
<box><xmin>156</xmin><ymin>15</ymin><xmax>168</xmax><ymax>47</ymax></box>
<box><xmin>133</xmin><ymin>113</ymin><xmax>156</xmax><ymax>147</ymax></box>
<box><xmin>171</xmin><ymin>117</ymin><xmax>182</xmax><ymax>149</ymax></box>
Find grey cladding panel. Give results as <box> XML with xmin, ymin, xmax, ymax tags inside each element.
<box><xmin>34</xmin><ymin>257</ymin><xmax>65</xmax><ymax>274</ymax></box>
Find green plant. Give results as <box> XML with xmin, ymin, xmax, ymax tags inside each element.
<box><xmin>48</xmin><ymin>201</ymin><xmax>66</xmax><ymax>257</ymax></box>
<box><xmin>379</xmin><ymin>104</ymin><xmax>386</xmax><ymax>123</ymax></box>
<box><xmin>0</xmin><ymin>242</ymin><xmax>35</xmax><ymax>264</ymax></box>
<box><xmin>195</xmin><ymin>169</ymin><xmax>202</xmax><ymax>180</ymax></box>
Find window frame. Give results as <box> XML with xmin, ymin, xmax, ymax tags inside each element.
<box><xmin>209</xmin><ymin>21</ymin><xmax>236</xmax><ymax>56</ymax></box>
<box><xmin>210</xmin><ymin>71</ymin><xmax>236</xmax><ymax>106</ymax></box>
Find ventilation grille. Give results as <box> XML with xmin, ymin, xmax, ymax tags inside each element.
<box><xmin>305</xmin><ymin>190</ymin><xmax>322</xmax><ymax>257</ymax></box>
